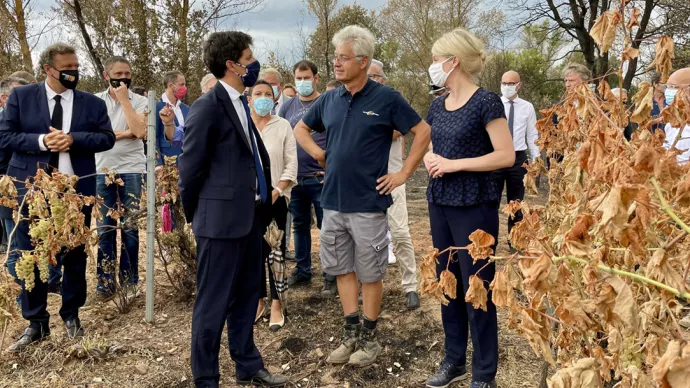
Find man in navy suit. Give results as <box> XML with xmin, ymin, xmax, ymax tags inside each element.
<box><xmin>178</xmin><ymin>31</ymin><xmax>287</xmax><ymax>387</ymax></box>
<box><xmin>155</xmin><ymin>70</ymin><xmax>190</xmax><ymax>165</ymax></box>
<box><xmin>0</xmin><ymin>43</ymin><xmax>116</xmax><ymax>351</ymax></box>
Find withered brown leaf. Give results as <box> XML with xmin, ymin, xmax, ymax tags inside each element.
<box><xmin>549</xmin><ymin>358</ymin><xmax>601</xmax><ymax>388</ymax></box>
<box><xmin>555</xmin><ymin>296</ymin><xmax>597</xmax><ymax>332</ymax></box>
<box><xmin>489</xmin><ymin>271</ymin><xmax>511</xmax><ymax>308</ymax></box>
<box><xmin>465</xmin><ymin>229</ymin><xmax>495</xmax><ymax>263</ymax></box>
<box><xmin>652</xmin><ymin>341</ymin><xmax>690</xmax><ymax>388</ymax></box>
<box><xmin>564</xmin><ymin>214</ymin><xmax>595</xmax><ymax>244</ymax></box>
<box><xmin>646</xmin><ymin>249</ymin><xmax>684</xmax><ymax>291</ymax></box>
<box><xmin>646</xmin><ymin>35</ymin><xmax>675</xmax><ymax>83</ymax></box>
<box><xmin>598</xmin><ymin>186</ymin><xmax>637</xmax><ymax>232</ymax></box>
<box><xmin>626</xmin><ymin>8</ymin><xmax>641</xmax><ymax>30</ymax></box>
<box><xmin>622</xmin><ymin>47</ymin><xmax>640</xmax><ymax>62</ymax></box>
<box><xmin>520</xmin><ymin>309</ymin><xmax>555</xmax><ymax>366</ymax></box>
<box><xmin>502</xmin><ymin>200</ymin><xmax>522</xmax><ymax>220</ymax></box>
<box><xmin>522</xmin><ymin>254</ymin><xmax>552</xmax><ymax>293</ymax></box>
<box><xmin>631</xmin><ymin>82</ymin><xmax>654</xmax><ymax>124</ymax></box>
<box><xmin>606</xmin><ymin>277</ymin><xmax>639</xmax><ymax>335</ymax></box>
<box><xmin>465</xmin><ymin>275</ymin><xmax>488</xmax><ymax>311</ymax></box>
<box><xmin>439</xmin><ymin>269</ymin><xmax>457</xmax><ymax>300</ymax></box>
<box><xmin>0</xmin><ymin>175</ymin><xmax>18</xmax><ymax>197</ymax></box>
<box><xmin>590</xmin><ymin>11</ymin><xmax>621</xmax><ymax>54</ymax></box>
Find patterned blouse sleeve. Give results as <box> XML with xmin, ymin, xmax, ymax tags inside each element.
<box><xmin>481</xmin><ymin>91</ymin><xmax>506</xmax><ymax>127</ymax></box>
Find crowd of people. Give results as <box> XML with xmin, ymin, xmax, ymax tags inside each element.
<box><xmin>0</xmin><ymin>21</ymin><xmax>689</xmax><ymax>388</ymax></box>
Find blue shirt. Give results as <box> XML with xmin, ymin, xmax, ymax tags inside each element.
<box><xmin>426</xmin><ymin>88</ymin><xmax>505</xmax><ymax>207</ymax></box>
<box><xmin>302</xmin><ymin>79</ymin><xmax>421</xmax><ymax>213</ymax></box>
<box><xmin>279</xmin><ymin>96</ymin><xmax>326</xmax><ymax>176</ymax></box>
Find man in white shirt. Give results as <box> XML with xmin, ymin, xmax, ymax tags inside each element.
<box><xmin>498</xmin><ymin>71</ymin><xmax>540</xmax><ymax>250</ymax></box>
<box><xmin>661</xmin><ymin>67</ymin><xmax>690</xmax><ymax>330</ymax></box>
<box><xmin>0</xmin><ymin>43</ymin><xmax>115</xmax><ymax>351</ymax></box>
<box><xmin>155</xmin><ymin>70</ymin><xmax>189</xmax><ymax>165</ymax></box>
<box><xmin>94</xmin><ymin>56</ymin><xmax>148</xmax><ymax>298</ymax></box>
<box><xmin>368</xmin><ymin>59</ymin><xmax>420</xmax><ymax>310</ymax></box>
<box><xmin>259</xmin><ymin>68</ymin><xmax>288</xmax><ymax>115</ymax></box>
<box><xmin>662</xmin><ymin>67</ymin><xmax>690</xmax><ymax>165</ymax></box>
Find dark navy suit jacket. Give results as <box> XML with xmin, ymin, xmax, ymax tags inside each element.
<box><xmin>178</xmin><ymin>82</ymin><xmax>272</xmax><ymax>239</ymax></box>
<box><xmin>155</xmin><ymin>99</ymin><xmax>190</xmax><ymax>165</ymax></box>
<box><xmin>0</xmin><ymin>82</ymin><xmax>115</xmax><ymax>203</ymax></box>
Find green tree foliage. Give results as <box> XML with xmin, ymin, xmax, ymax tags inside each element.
<box><xmin>482</xmin><ymin>22</ymin><xmax>569</xmax><ymax>108</ymax></box>
<box><xmin>306</xmin><ymin>2</ymin><xmax>378</xmax><ymax>83</ymax></box>
<box><xmin>57</xmin><ymin>0</ymin><xmax>265</xmax><ymax>101</ymax></box>
<box><xmin>376</xmin><ymin>0</ymin><xmax>505</xmax><ymax>116</ymax></box>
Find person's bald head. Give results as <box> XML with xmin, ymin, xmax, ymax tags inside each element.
<box><xmin>668</xmin><ymin>68</ymin><xmax>690</xmax><ymax>87</ymax></box>
<box><xmin>665</xmin><ymin>67</ymin><xmax>690</xmax><ymax>105</ymax></box>
<box><xmin>500</xmin><ymin>70</ymin><xmax>522</xmax><ymax>100</ymax></box>
<box><xmin>501</xmin><ymin>71</ymin><xmax>520</xmax><ymax>83</ymax></box>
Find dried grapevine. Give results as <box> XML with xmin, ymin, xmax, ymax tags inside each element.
<box><xmin>421</xmin><ymin>3</ymin><xmax>690</xmax><ymax>386</ymax></box>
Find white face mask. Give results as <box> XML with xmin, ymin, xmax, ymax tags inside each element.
<box><xmin>501</xmin><ymin>84</ymin><xmax>518</xmax><ymax>99</ymax></box>
<box><xmin>428</xmin><ymin>57</ymin><xmax>454</xmax><ymax>88</ymax></box>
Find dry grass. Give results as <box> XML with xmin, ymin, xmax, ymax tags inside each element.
<box><xmin>0</xmin><ymin>168</ymin><xmax>546</xmax><ymax>387</ymax></box>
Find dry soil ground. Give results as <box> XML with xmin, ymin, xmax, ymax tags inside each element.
<box><xmin>0</xmin><ymin>168</ymin><xmax>547</xmax><ymax>387</ymax></box>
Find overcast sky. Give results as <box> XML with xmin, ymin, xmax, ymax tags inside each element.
<box><xmin>243</xmin><ymin>0</ymin><xmax>388</xmax><ymax>62</ymax></box>
<box><xmin>31</xmin><ymin>0</ymin><xmax>389</xmax><ymax>65</ymax></box>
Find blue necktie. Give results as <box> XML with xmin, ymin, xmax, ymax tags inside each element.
<box><xmin>239</xmin><ymin>95</ymin><xmax>268</xmax><ymax>203</ymax></box>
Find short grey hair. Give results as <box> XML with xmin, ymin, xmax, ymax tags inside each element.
<box><xmin>332</xmin><ymin>25</ymin><xmax>376</xmax><ymax>68</ymax></box>
<box><xmin>200</xmin><ymin>73</ymin><xmax>216</xmax><ymax>92</ymax></box>
<box><xmin>610</xmin><ymin>88</ymin><xmax>628</xmax><ymax>99</ymax></box>
<box><xmin>259</xmin><ymin>67</ymin><xmax>283</xmax><ymax>83</ymax></box>
<box><xmin>370</xmin><ymin>59</ymin><xmax>386</xmax><ymax>79</ymax></box>
<box><xmin>563</xmin><ymin>63</ymin><xmax>592</xmax><ymax>82</ymax></box>
<box><xmin>0</xmin><ymin>77</ymin><xmax>29</xmax><ymax>95</ymax></box>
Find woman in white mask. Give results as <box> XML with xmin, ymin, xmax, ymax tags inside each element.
<box><xmin>423</xmin><ymin>28</ymin><xmax>514</xmax><ymax>388</ymax></box>
<box><xmin>249</xmin><ymin>79</ymin><xmax>298</xmax><ymax>332</ymax></box>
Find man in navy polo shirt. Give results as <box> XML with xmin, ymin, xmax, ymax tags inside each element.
<box><xmin>294</xmin><ymin>25</ymin><xmax>431</xmax><ymax>367</ymax></box>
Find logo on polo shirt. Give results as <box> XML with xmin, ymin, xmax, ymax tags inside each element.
<box><xmin>363</xmin><ymin>111</ymin><xmax>380</xmax><ymax>116</ymax></box>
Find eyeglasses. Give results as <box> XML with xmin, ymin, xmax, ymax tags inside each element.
<box><xmin>333</xmin><ymin>54</ymin><xmax>363</xmax><ymax>64</ymax></box>
<box><xmin>501</xmin><ymin>82</ymin><xmax>520</xmax><ymax>86</ymax></box>
<box><xmin>368</xmin><ymin>74</ymin><xmax>384</xmax><ymax>80</ymax></box>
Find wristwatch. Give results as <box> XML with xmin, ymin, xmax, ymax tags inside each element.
<box><xmin>275</xmin><ymin>187</ymin><xmax>284</xmax><ymax>196</ymax></box>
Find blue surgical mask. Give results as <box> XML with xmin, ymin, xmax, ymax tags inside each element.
<box><xmin>295</xmin><ymin>80</ymin><xmax>314</xmax><ymax>97</ymax></box>
<box><xmin>665</xmin><ymin>88</ymin><xmax>679</xmax><ymax>106</ymax></box>
<box><xmin>272</xmin><ymin>85</ymin><xmax>280</xmax><ymax>99</ymax></box>
<box><xmin>252</xmin><ymin>97</ymin><xmax>274</xmax><ymax>117</ymax></box>
<box><xmin>235</xmin><ymin>60</ymin><xmax>261</xmax><ymax>87</ymax></box>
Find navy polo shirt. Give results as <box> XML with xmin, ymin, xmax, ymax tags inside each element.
<box><xmin>302</xmin><ymin>79</ymin><xmax>422</xmax><ymax>213</ymax></box>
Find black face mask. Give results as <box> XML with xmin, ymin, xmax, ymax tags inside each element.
<box><xmin>52</xmin><ymin>68</ymin><xmax>79</xmax><ymax>90</ymax></box>
<box><xmin>109</xmin><ymin>77</ymin><xmax>132</xmax><ymax>89</ymax></box>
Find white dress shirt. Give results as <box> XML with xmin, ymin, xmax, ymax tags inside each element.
<box><xmin>38</xmin><ymin>83</ymin><xmax>75</xmax><ymax>175</ymax></box>
<box><xmin>161</xmin><ymin>92</ymin><xmax>185</xmax><ymax>126</ymax></box>
<box><xmin>274</xmin><ymin>92</ymin><xmax>288</xmax><ymax>116</ymax></box>
<box><xmin>664</xmin><ymin>123</ymin><xmax>690</xmax><ymax>164</ymax></box>
<box><xmin>502</xmin><ymin>95</ymin><xmax>540</xmax><ymax>161</ymax></box>
<box><xmin>219</xmin><ymin>80</ymin><xmax>262</xmax><ymax>199</ymax></box>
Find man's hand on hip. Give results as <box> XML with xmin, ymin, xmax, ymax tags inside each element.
<box><xmin>376</xmin><ymin>171</ymin><xmax>409</xmax><ymax>195</ymax></box>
